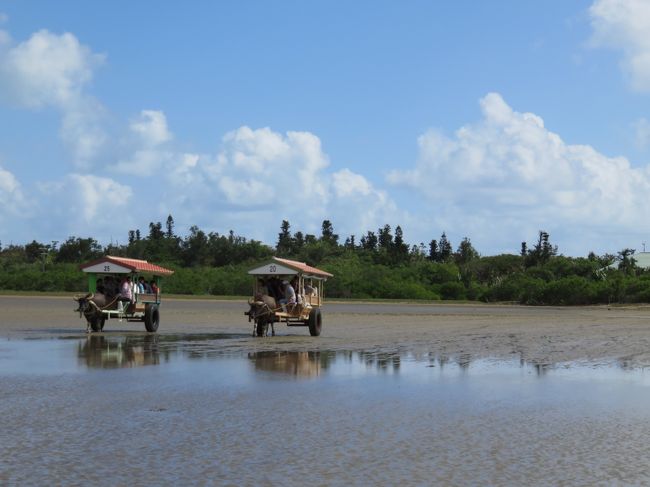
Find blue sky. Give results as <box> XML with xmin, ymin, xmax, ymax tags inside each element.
<box><xmin>1</xmin><ymin>0</ymin><xmax>650</xmax><ymax>256</ymax></box>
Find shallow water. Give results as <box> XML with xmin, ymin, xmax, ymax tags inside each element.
<box><xmin>2</xmin><ymin>335</ymin><xmax>650</xmax><ymax>486</ymax></box>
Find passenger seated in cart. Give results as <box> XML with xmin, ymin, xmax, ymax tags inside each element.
<box><xmin>138</xmin><ymin>276</ymin><xmax>151</xmax><ymax>294</ymax></box>
<box><xmin>150</xmin><ymin>280</ymin><xmax>159</xmax><ymax>295</ymax></box>
<box><xmin>291</xmin><ymin>277</ymin><xmax>303</xmax><ymax>304</ymax></box>
<box><xmin>118</xmin><ymin>275</ymin><xmax>133</xmax><ymax>310</ymax></box>
<box><xmin>304</xmin><ymin>283</ymin><xmax>315</xmax><ymax>296</ymax></box>
<box><xmin>279</xmin><ymin>279</ymin><xmax>296</xmax><ymax>311</ymax></box>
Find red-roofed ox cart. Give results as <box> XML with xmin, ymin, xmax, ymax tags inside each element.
<box><xmin>245</xmin><ymin>257</ymin><xmax>333</xmax><ymax>337</ymax></box>
<box><xmin>74</xmin><ymin>256</ymin><xmax>174</xmax><ymax>333</ymax></box>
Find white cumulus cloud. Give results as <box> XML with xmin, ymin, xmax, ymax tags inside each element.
<box><xmin>388</xmin><ymin>92</ymin><xmax>650</xmax><ymax>254</ymax></box>
<box><xmin>0</xmin><ymin>165</ymin><xmax>28</xmax><ymax>218</ymax></box>
<box><xmin>589</xmin><ymin>0</ymin><xmax>650</xmax><ymax>91</ymax></box>
<box><xmin>0</xmin><ymin>29</ymin><xmax>107</xmax><ymax>167</ymax></box>
<box><xmin>34</xmin><ymin>174</ymin><xmax>134</xmax><ymax>243</ymax></box>
<box><xmin>0</xmin><ymin>29</ymin><xmax>103</xmax><ymax>108</ymax></box>
<box><xmin>130</xmin><ymin>110</ymin><xmax>172</xmax><ymax>147</ymax></box>
<box><xmin>113</xmin><ymin>110</ymin><xmax>174</xmax><ymax>176</ymax></box>
<box><xmin>163</xmin><ymin>126</ymin><xmax>398</xmax><ymax>240</ymax></box>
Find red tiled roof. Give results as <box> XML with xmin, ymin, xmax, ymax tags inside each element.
<box><xmin>273</xmin><ymin>257</ymin><xmax>333</xmax><ymax>278</ymax></box>
<box><xmin>80</xmin><ymin>256</ymin><xmax>174</xmax><ymax>276</ymax></box>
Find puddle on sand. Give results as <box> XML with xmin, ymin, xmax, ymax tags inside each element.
<box><xmin>3</xmin><ymin>336</ymin><xmax>650</xmax><ymax>485</ymax></box>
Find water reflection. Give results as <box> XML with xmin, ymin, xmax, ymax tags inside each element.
<box><xmin>78</xmin><ymin>335</ymin><xmax>165</xmax><ymax>368</ymax></box>
<box><xmin>76</xmin><ymin>333</ymin><xmax>246</xmax><ymax>369</ymax></box>
<box><xmin>67</xmin><ymin>334</ymin><xmax>643</xmax><ymax>376</ymax></box>
<box><xmin>358</xmin><ymin>351</ymin><xmax>401</xmax><ymax>372</ymax></box>
<box><xmin>74</xmin><ymin>334</ymin><xmax>560</xmax><ymax>375</ymax></box>
<box><xmin>248</xmin><ymin>351</ymin><xmax>326</xmax><ymax>377</ymax></box>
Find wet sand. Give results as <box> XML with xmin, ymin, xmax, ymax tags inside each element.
<box><xmin>4</xmin><ymin>296</ymin><xmax>650</xmax><ymax>485</ymax></box>
<box><xmin>2</xmin><ymin>295</ymin><xmax>650</xmax><ymax>366</ymax></box>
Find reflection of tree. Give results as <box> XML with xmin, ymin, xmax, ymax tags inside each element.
<box><xmin>358</xmin><ymin>351</ymin><xmax>401</xmax><ymax>372</ymax></box>
<box><xmin>438</xmin><ymin>355</ymin><xmax>449</xmax><ymax>369</ymax></box>
<box><xmin>617</xmin><ymin>356</ymin><xmax>636</xmax><ymax>370</ymax></box>
<box><xmin>458</xmin><ymin>353</ymin><xmax>471</xmax><ymax>369</ymax></box>
<box><xmin>248</xmin><ymin>351</ymin><xmax>329</xmax><ymax>378</ymax></box>
<box><xmin>78</xmin><ymin>335</ymin><xmax>161</xmax><ymax>369</ymax></box>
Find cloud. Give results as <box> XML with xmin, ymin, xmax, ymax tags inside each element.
<box><xmin>111</xmin><ymin>110</ymin><xmax>174</xmax><ymax>176</ymax></box>
<box><xmin>0</xmin><ymin>165</ymin><xmax>28</xmax><ymax>218</ymax></box>
<box><xmin>332</xmin><ymin>168</ymin><xmax>372</xmax><ymax>197</ymax></box>
<box><xmin>0</xmin><ymin>29</ymin><xmax>103</xmax><ymax>108</ymax></box>
<box><xmin>211</xmin><ymin>127</ymin><xmax>329</xmax><ymax>206</ymax></box>
<box><xmin>589</xmin><ymin>0</ymin><xmax>650</xmax><ymax>91</ymax></box>
<box><xmin>34</xmin><ymin>174</ymin><xmax>134</xmax><ymax>243</ymax></box>
<box><xmin>68</xmin><ymin>174</ymin><xmax>133</xmax><ymax>222</ymax></box>
<box><xmin>388</xmin><ymin>92</ymin><xmax>650</xmax><ymax>254</ymax></box>
<box><xmin>129</xmin><ymin>110</ymin><xmax>172</xmax><ymax>147</ymax></box>
<box><xmin>163</xmin><ymin>126</ymin><xmax>398</xmax><ymax>239</ymax></box>
<box><xmin>0</xmin><ymin>29</ymin><xmax>107</xmax><ymax>167</ymax></box>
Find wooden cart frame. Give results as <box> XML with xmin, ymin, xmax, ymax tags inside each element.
<box><xmin>245</xmin><ymin>257</ymin><xmax>333</xmax><ymax>337</ymax></box>
<box><xmin>75</xmin><ymin>256</ymin><xmax>174</xmax><ymax>333</ymax></box>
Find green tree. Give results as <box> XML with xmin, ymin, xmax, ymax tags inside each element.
<box><xmin>378</xmin><ymin>224</ymin><xmax>393</xmax><ymax>251</ymax></box>
<box><xmin>165</xmin><ymin>214</ymin><xmax>175</xmax><ymax>238</ymax></box>
<box><xmin>525</xmin><ymin>230</ymin><xmax>557</xmax><ymax>267</ymax></box>
<box><xmin>428</xmin><ymin>239</ymin><xmax>439</xmax><ymax>262</ymax></box>
<box><xmin>617</xmin><ymin>248</ymin><xmax>637</xmax><ymax>276</ymax></box>
<box><xmin>56</xmin><ymin>237</ymin><xmax>102</xmax><ymax>263</ymax></box>
<box><xmin>439</xmin><ymin>232</ymin><xmax>452</xmax><ymax>262</ymax></box>
<box><xmin>321</xmin><ymin>220</ymin><xmax>339</xmax><ymax>246</ymax></box>
<box><xmin>182</xmin><ymin>226</ymin><xmax>210</xmax><ymax>267</ymax></box>
<box><xmin>277</xmin><ymin>220</ymin><xmax>292</xmax><ymax>256</ymax></box>
<box><xmin>455</xmin><ymin>237</ymin><xmax>479</xmax><ymax>265</ymax></box>
<box><xmin>391</xmin><ymin>226</ymin><xmax>409</xmax><ymax>263</ymax></box>
<box><xmin>24</xmin><ymin>240</ymin><xmax>45</xmax><ymax>263</ymax></box>
<box><xmin>360</xmin><ymin>231</ymin><xmax>378</xmax><ymax>252</ymax></box>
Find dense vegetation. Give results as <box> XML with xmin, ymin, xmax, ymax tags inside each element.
<box><xmin>1</xmin><ymin>215</ymin><xmax>648</xmax><ymax>305</ymax></box>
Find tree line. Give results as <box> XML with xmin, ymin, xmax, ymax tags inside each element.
<box><xmin>1</xmin><ymin>215</ymin><xmax>648</xmax><ymax>305</ymax></box>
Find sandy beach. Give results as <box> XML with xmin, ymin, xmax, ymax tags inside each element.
<box><xmin>2</xmin><ymin>295</ymin><xmax>650</xmax><ymax>366</ymax></box>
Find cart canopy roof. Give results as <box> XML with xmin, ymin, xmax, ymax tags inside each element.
<box><xmin>80</xmin><ymin>256</ymin><xmax>174</xmax><ymax>276</ymax></box>
<box><xmin>248</xmin><ymin>257</ymin><xmax>333</xmax><ymax>279</ymax></box>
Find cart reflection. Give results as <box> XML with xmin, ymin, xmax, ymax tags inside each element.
<box><xmin>248</xmin><ymin>351</ymin><xmax>330</xmax><ymax>378</ymax></box>
<box><xmin>78</xmin><ymin>334</ymin><xmax>162</xmax><ymax>368</ymax></box>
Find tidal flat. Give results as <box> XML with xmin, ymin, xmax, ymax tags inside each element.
<box><xmin>2</xmin><ymin>296</ymin><xmax>650</xmax><ymax>485</ymax></box>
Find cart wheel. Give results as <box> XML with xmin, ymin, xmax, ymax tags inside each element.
<box><xmin>144</xmin><ymin>304</ymin><xmax>160</xmax><ymax>332</ymax></box>
<box><xmin>308</xmin><ymin>308</ymin><xmax>322</xmax><ymax>336</ymax></box>
<box><xmin>89</xmin><ymin>317</ymin><xmax>102</xmax><ymax>332</ymax></box>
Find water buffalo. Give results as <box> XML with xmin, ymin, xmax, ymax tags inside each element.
<box><xmin>74</xmin><ymin>293</ymin><xmax>111</xmax><ymax>332</ymax></box>
<box><xmin>247</xmin><ymin>294</ymin><xmax>278</xmax><ymax>337</ymax></box>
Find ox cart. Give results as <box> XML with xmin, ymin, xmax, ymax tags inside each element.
<box><xmin>74</xmin><ymin>256</ymin><xmax>174</xmax><ymax>333</ymax></box>
<box><xmin>245</xmin><ymin>257</ymin><xmax>333</xmax><ymax>337</ymax></box>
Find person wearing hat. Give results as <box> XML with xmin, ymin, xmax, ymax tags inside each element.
<box><xmin>279</xmin><ymin>279</ymin><xmax>296</xmax><ymax>311</ymax></box>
